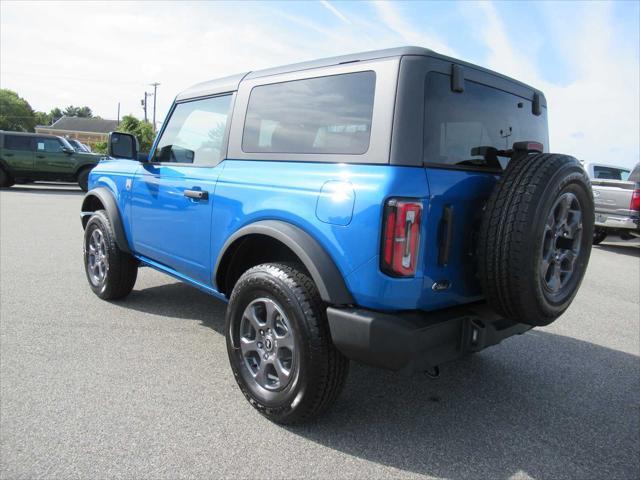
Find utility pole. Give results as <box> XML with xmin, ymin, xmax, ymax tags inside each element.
<box><xmin>149</xmin><ymin>82</ymin><xmax>160</xmax><ymax>132</ymax></box>
<box><xmin>141</xmin><ymin>92</ymin><xmax>149</xmax><ymax>123</ymax></box>
<box><xmin>117</xmin><ymin>102</ymin><xmax>120</xmax><ymax>123</ymax></box>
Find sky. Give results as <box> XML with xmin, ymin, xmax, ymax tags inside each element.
<box><xmin>1</xmin><ymin>0</ymin><xmax>638</xmax><ymax>168</ymax></box>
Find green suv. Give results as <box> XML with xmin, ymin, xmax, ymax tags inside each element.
<box><xmin>0</xmin><ymin>131</ymin><xmax>105</xmax><ymax>191</ymax></box>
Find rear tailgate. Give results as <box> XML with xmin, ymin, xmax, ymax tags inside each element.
<box><xmin>417</xmin><ymin>168</ymin><xmax>499</xmax><ymax>311</ymax></box>
<box><xmin>592</xmin><ymin>179</ymin><xmax>636</xmax><ymax>217</ymax></box>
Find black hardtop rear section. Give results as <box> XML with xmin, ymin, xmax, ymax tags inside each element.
<box><xmin>391</xmin><ymin>54</ymin><xmax>548</xmax><ymax>168</ymax></box>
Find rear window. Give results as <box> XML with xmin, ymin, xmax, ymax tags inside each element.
<box><xmin>242</xmin><ymin>71</ymin><xmax>376</xmax><ymax>155</ymax></box>
<box><xmin>424</xmin><ymin>72</ymin><xmax>548</xmax><ymax>169</ymax></box>
<box><xmin>593</xmin><ymin>165</ymin><xmax>630</xmax><ymax>181</ymax></box>
<box><xmin>4</xmin><ymin>135</ymin><xmax>32</xmax><ymax>151</ymax></box>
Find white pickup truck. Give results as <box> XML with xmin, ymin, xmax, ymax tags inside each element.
<box><xmin>590</xmin><ymin>163</ymin><xmax>640</xmax><ymax>244</ymax></box>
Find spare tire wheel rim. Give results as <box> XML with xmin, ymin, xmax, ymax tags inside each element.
<box><xmin>540</xmin><ymin>192</ymin><xmax>583</xmax><ymax>295</ymax></box>
<box><xmin>239</xmin><ymin>298</ymin><xmax>296</xmax><ymax>391</ymax></box>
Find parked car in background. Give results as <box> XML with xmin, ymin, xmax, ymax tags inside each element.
<box><xmin>582</xmin><ymin>161</ymin><xmax>630</xmax><ymax>181</ymax></box>
<box><xmin>80</xmin><ymin>46</ymin><xmax>594</xmax><ymax>423</ymax></box>
<box><xmin>592</xmin><ymin>163</ymin><xmax>640</xmax><ymax>244</ymax></box>
<box><xmin>66</xmin><ymin>138</ymin><xmax>92</xmax><ymax>153</ymax></box>
<box><xmin>0</xmin><ymin>131</ymin><xmax>104</xmax><ymax>191</ymax></box>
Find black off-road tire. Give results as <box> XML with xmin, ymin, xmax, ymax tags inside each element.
<box><xmin>477</xmin><ymin>153</ymin><xmax>594</xmax><ymax>326</ymax></box>
<box><xmin>83</xmin><ymin>210</ymin><xmax>138</xmax><ymax>300</ymax></box>
<box><xmin>225</xmin><ymin>263</ymin><xmax>349</xmax><ymax>424</ymax></box>
<box><xmin>0</xmin><ymin>168</ymin><xmax>14</xmax><ymax>188</ymax></box>
<box><xmin>77</xmin><ymin>167</ymin><xmax>92</xmax><ymax>192</ymax></box>
<box><xmin>592</xmin><ymin>228</ymin><xmax>608</xmax><ymax>245</ymax></box>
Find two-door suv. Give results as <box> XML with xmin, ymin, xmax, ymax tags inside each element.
<box><xmin>81</xmin><ymin>47</ymin><xmax>594</xmax><ymax>423</ymax></box>
<box><xmin>0</xmin><ymin>131</ymin><xmax>103</xmax><ymax>191</ymax></box>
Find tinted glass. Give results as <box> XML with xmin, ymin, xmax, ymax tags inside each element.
<box><xmin>593</xmin><ymin>166</ymin><xmax>630</xmax><ymax>180</ymax></box>
<box><xmin>37</xmin><ymin>138</ymin><xmax>64</xmax><ymax>153</ymax></box>
<box><xmin>424</xmin><ymin>72</ymin><xmax>548</xmax><ymax>169</ymax></box>
<box><xmin>4</xmin><ymin>135</ymin><xmax>32</xmax><ymax>151</ymax></box>
<box><xmin>154</xmin><ymin>95</ymin><xmax>232</xmax><ymax>166</ymax></box>
<box><xmin>242</xmin><ymin>71</ymin><xmax>376</xmax><ymax>155</ymax></box>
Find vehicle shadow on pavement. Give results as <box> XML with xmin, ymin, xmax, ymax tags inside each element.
<box><xmin>4</xmin><ymin>185</ymin><xmax>83</xmax><ymax>195</ymax></box>
<box><xmin>594</xmin><ymin>243</ymin><xmax>640</xmax><ymax>257</ymax></box>
<box><xmin>124</xmin><ymin>281</ymin><xmax>639</xmax><ymax>480</ymax></box>
<box><xmin>290</xmin><ymin>332</ymin><xmax>640</xmax><ymax>480</ymax></box>
<box><xmin>124</xmin><ymin>282</ymin><xmax>227</xmax><ymax>334</ymax></box>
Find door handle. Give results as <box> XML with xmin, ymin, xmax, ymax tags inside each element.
<box><xmin>184</xmin><ymin>189</ymin><xmax>208</xmax><ymax>200</ymax></box>
<box><xmin>4</xmin><ymin>153</ymin><xmax>13</xmax><ymax>157</ymax></box>
<box><xmin>36</xmin><ymin>154</ymin><xmax>46</xmax><ymax>159</ymax></box>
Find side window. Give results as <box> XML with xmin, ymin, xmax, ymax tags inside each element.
<box><xmin>593</xmin><ymin>166</ymin><xmax>629</xmax><ymax>180</ymax></box>
<box><xmin>242</xmin><ymin>71</ymin><xmax>376</xmax><ymax>155</ymax></box>
<box><xmin>37</xmin><ymin>138</ymin><xmax>64</xmax><ymax>153</ymax></box>
<box><xmin>153</xmin><ymin>94</ymin><xmax>232</xmax><ymax>166</ymax></box>
<box><xmin>5</xmin><ymin>135</ymin><xmax>32</xmax><ymax>151</ymax></box>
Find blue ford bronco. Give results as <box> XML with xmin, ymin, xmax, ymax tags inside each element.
<box><xmin>81</xmin><ymin>47</ymin><xmax>594</xmax><ymax>423</ymax></box>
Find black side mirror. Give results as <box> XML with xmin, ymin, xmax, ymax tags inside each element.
<box><xmin>62</xmin><ymin>147</ymin><xmax>75</xmax><ymax>154</ymax></box>
<box><xmin>108</xmin><ymin>131</ymin><xmax>140</xmax><ymax>161</ymax></box>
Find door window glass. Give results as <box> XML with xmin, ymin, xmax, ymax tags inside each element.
<box><xmin>37</xmin><ymin>138</ymin><xmax>64</xmax><ymax>153</ymax></box>
<box><xmin>242</xmin><ymin>71</ymin><xmax>376</xmax><ymax>155</ymax></box>
<box><xmin>153</xmin><ymin>94</ymin><xmax>232</xmax><ymax>166</ymax></box>
<box><xmin>4</xmin><ymin>135</ymin><xmax>32</xmax><ymax>151</ymax></box>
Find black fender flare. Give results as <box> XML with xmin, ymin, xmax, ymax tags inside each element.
<box><xmin>80</xmin><ymin>187</ymin><xmax>131</xmax><ymax>253</ymax></box>
<box><xmin>215</xmin><ymin>220</ymin><xmax>354</xmax><ymax>306</ymax></box>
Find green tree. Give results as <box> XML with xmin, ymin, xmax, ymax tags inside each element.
<box><xmin>63</xmin><ymin>105</ymin><xmax>93</xmax><ymax>118</ymax></box>
<box><xmin>0</xmin><ymin>89</ymin><xmax>36</xmax><ymax>132</ymax></box>
<box><xmin>118</xmin><ymin>114</ymin><xmax>155</xmax><ymax>152</ymax></box>
<box><xmin>92</xmin><ymin>140</ymin><xmax>108</xmax><ymax>154</ymax></box>
<box><xmin>50</xmin><ymin>107</ymin><xmax>63</xmax><ymax>123</ymax></box>
<box><xmin>35</xmin><ymin>111</ymin><xmax>51</xmax><ymax>126</ymax></box>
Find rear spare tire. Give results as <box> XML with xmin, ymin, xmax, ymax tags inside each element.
<box><xmin>478</xmin><ymin>154</ymin><xmax>594</xmax><ymax>326</ymax></box>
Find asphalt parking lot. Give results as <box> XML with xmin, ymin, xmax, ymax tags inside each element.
<box><xmin>1</xmin><ymin>183</ymin><xmax>638</xmax><ymax>480</ymax></box>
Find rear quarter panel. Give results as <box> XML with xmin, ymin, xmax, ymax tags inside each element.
<box><xmin>212</xmin><ymin>160</ymin><xmax>431</xmax><ymax>310</ymax></box>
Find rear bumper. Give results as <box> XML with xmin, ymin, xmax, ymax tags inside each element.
<box><xmin>594</xmin><ymin>212</ymin><xmax>640</xmax><ymax>230</ymax></box>
<box><xmin>327</xmin><ymin>302</ymin><xmax>531</xmax><ymax>374</ymax></box>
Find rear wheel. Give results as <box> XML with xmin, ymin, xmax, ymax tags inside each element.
<box><xmin>225</xmin><ymin>263</ymin><xmax>349</xmax><ymax>424</ymax></box>
<box><xmin>83</xmin><ymin>210</ymin><xmax>138</xmax><ymax>300</ymax></box>
<box><xmin>0</xmin><ymin>168</ymin><xmax>14</xmax><ymax>188</ymax></box>
<box><xmin>478</xmin><ymin>153</ymin><xmax>594</xmax><ymax>326</ymax></box>
<box><xmin>593</xmin><ymin>228</ymin><xmax>607</xmax><ymax>245</ymax></box>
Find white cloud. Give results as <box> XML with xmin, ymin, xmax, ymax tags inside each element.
<box><xmin>463</xmin><ymin>1</ymin><xmax>639</xmax><ymax>169</ymax></box>
<box><xmin>1</xmin><ymin>0</ymin><xmax>637</xmax><ymax>169</ymax></box>
<box><xmin>320</xmin><ymin>0</ymin><xmax>351</xmax><ymax>24</ymax></box>
<box><xmin>371</xmin><ymin>1</ymin><xmax>458</xmax><ymax>57</ymax></box>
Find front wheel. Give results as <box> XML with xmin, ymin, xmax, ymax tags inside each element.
<box><xmin>225</xmin><ymin>263</ymin><xmax>349</xmax><ymax>424</ymax></box>
<box><xmin>0</xmin><ymin>168</ymin><xmax>14</xmax><ymax>188</ymax></box>
<box><xmin>77</xmin><ymin>167</ymin><xmax>92</xmax><ymax>192</ymax></box>
<box><xmin>83</xmin><ymin>210</ymin><xmax>138</xmax><ymax>300</ymax></box>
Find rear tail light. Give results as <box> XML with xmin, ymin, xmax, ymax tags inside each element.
<box><xmin>631</xmin><ymin>188</ymin><xmax>640</xmax><ymax>211</ymax></box>
<box><xmin>381</xmin><ymin>198</ymin><xmax>422</xmax><ymax>277</ymax></box>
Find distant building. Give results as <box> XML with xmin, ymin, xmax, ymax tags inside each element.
<box><xmin>35</xmin><ymin>116</ymin><xmax>119</xmax><ymax>144</ymax></box>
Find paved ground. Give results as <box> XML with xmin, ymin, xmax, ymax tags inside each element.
<box><xmin>1</xmin><ymin>183</ymin><xmax>638</xmax><ymax>480</ymax></box>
